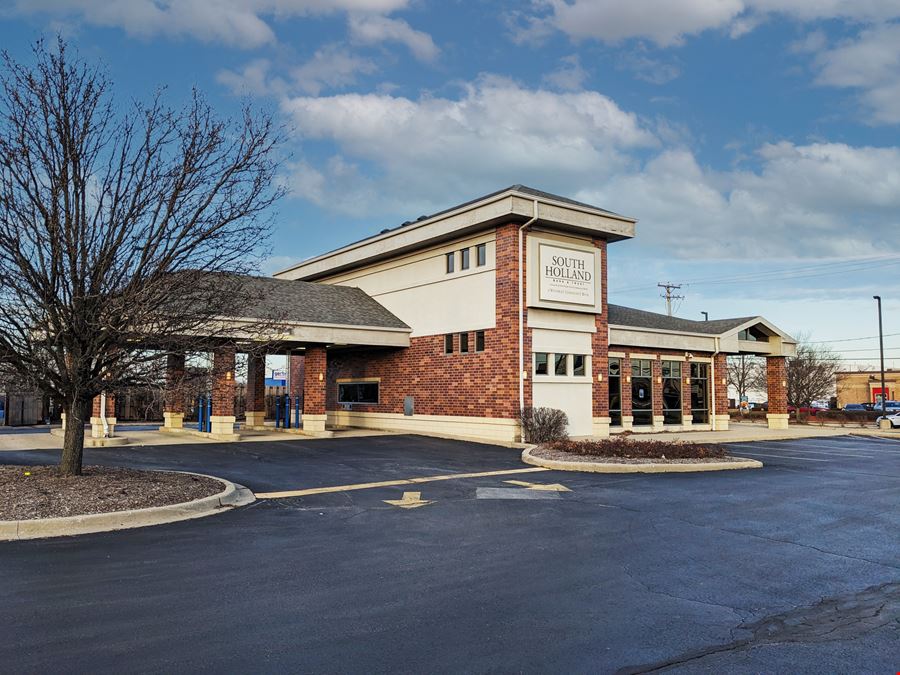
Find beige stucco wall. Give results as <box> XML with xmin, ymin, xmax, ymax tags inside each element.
<box><xmin>316</xmin><ymin>232</ymin><xmax>496</xmax><ymax>338</ymax></box>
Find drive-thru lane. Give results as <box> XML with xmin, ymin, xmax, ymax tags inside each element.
<box><xmin>1</xmin><ymin>434</ymin><xmax>898</xmax><ymax>673</ymax></box>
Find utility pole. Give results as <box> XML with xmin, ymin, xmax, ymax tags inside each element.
<box><xmin>874</xmin><ymin>295</ymin><xmax>886</xmax><ymax>418</ymax></box>
<box><xmin>658</xmin><ymin>282</ymin><xmax>684</xmax><ymax>317</ymax></box>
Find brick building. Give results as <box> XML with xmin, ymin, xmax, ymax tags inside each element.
<box><xmin>256</xmin><ymin>185</ymin><xmax>797</xmax><ymax>441</ymax></box>
<box><xmin>836</xmin><ymin>369</ymin><xmax>899</xmax><ymax>408</ymax></box>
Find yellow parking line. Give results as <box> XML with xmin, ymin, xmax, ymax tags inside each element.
<box><xmin>256</xmin><ymin>467</ymin><xmax>550</xmax><ymax>499</ymax></box>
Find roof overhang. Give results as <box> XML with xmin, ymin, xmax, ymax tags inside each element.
<box><xmin>610</xmin><ymin>317</ymin><xmax>797</xmax><ymax>357</ymax></box>
<box><xmin>275</xmin><ymin>188</ymin><xmax>637</xmax><ymax>281</ymax></box>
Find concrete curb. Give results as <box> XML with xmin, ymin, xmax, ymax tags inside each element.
<box><xmin>521</xmin><ymin>447</ymin><xmax>763</xmax><ymax>474</ymax></box>
<box><xmin>0</xmin><ymin>472</ymin><xmax>255</xmax><ymax>542</ymax></box>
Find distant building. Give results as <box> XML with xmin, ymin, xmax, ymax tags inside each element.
<box><xmin>836</xmin><ymin>370</ymin><xmax>899</xmax><ymax>407</ymax></box>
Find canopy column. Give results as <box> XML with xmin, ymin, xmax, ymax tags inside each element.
<box><xmin>245</xmin><ymin>353</ymin><xmax>267</xmax><ymax>429</ymax></box>
<box><xmin>302</xmin><ymin>346</ymin><xmax>327</xmax><ymax>433</ymax></box>
<box><xmin>210</xmin><ymin>346</ymin><xmax>237</xmax><ymax>437</ymax></box>
<box><xmin>90</xmin><ymin>393</ymin><xmax>116</xmax><ymax>438</ymax></box>
<box><xmin>162</xmin><ymin>353</ymin><xmax>186</xmax><ymax>430</ymax></box>
<box><xmin>712</xmin><ymin>353</ymin><xmax>730</xmax><ymax>431</ymax></box>
<box><xmin>766</xmin><ymin>356</ymin><xmax>789</xmax><ymax>430</ymax></box>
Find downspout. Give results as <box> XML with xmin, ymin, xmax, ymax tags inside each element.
<box><xmin>711</xmin><ymin>337</ymin><xmax>719</xmax><ymax>431</ymax></box>
<box><xmin>100</xmin><ymin>390</ymin><xmax>110</xmax><ymax>438</ymax></box>
<box><xmin>518</xmin><ymin>199</ymin><xmax>540</xmax><ymax>436</ymax></box>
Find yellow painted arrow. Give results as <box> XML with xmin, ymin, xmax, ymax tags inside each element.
<box><xmin>504</xmin><ymin>480</ymin><xmax>571</xmax><ymax>492</ymax></box>
<box><xmin>383</xmin><ymin>491</ymin><xmax>433</xmax><ymax>509</ymax></box>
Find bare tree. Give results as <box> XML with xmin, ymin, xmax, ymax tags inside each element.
<box><xmin>787</xmin><ymin>339</ymin><xmax>840</xmax><ymax>413</ymax></box>
<box><xmin>727</xmin><ymin>355</ymin><xmax>765</xmax><ymax>412</ymax></box>
<box><xmin>0</xmin><ymin>39</ymin><xmax>284</xmax><ymax>475</ymax></box>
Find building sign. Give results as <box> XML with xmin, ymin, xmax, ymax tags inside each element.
<box><xmin>538</xmin><ymin>244</ymin><xmax>596</xmax><ymax>306</ymax></box>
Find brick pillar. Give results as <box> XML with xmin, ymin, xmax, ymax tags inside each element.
<box><xmin>495</xmin><ymin>222</ymin><xmax>530</xmax><ymax>430</ymax></box>
<box><xmin>245</xmin><ymin>353</ymin><xmax>267</xmax><ymax>428</ymax></box>
<box><xmin>162</xmin><ymin>353</ymin><xmax>185</xmax><ymax>430</ymax></box>
<box><xmin>766</xmin><ymin>356</ymin><xmax>789</xmax><ymax>430</ymax></box>
<box><xmin>90</xmin><ymin>393</ymin><xmax>117</xmax><ymax>438</ymax></box>
<box><xmin>621</xmin><ymin>357</ymin><xmax>634</xmax><ymax>430</ymax></box>
<box><xmin>682</xmin><ymin>363</ymin><xmax>694</xmax><ymax>429</ymax></box>
<box><xmin>302</xmin><ymin>346</ymin><xmax>327</xmax><ymax>433</ymax></box>
<box><xmin>289</xmin><ymin>353</ymin><xmax>305</xmax><ymax>403</ymax></box>
<box><xmin>591</xmin><ymin>239</ymin><xmax>610</xmax><ymax>438</ymax></box>
<box><xmin>210</xmin><ymin>346</ymin><xmax>237</xmax><ymax>436</ymax></box>
<box><xmin>651</xmin><ymin>357</ymin><xmax>665</xmax><ymax>430</ymax></box>
<box><xmin>713</xmin><ymin>353</ymin><xmax>730</xmax><ymax>431</ymax></box>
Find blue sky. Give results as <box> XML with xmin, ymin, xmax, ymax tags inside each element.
<box><xmin>1</xmin><ymin>0</ymin><xmax>899</xmax><ymax>369</ymax></box>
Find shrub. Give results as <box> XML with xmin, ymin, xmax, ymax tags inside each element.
<box><xmin>544</xmin><ymin>437</ymin><xmax>727</xmax><ymax>460</ymax></box>
<box><xmin>520</xmin><ymin>407</ymin><xmax>569</xmax><ymax>443</ymax></box>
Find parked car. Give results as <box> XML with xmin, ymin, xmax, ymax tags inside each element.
<box><xmin>842</xmin><ymin>403</ymin><xmax>867</xmax><ymax>412</ymax></box>
<box><xmin>788</xmin><ymin>405</ymin><xmax>819</xmax><ymax>415</ymax></box>
<box><xmin>875</xmin><ymin>412</ymin><xmax>900</xmax><ymax>428</ymax></box>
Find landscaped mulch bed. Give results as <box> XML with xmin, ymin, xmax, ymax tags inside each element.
<box><xmin>533</xmin><ymin>437</ymin><xmax>741</xmax><ymax>465</ymax></box>
<box><xmin>0</xmin><ymin>465</ymin><xmax>223</xmax><ymax>521</ymax></box>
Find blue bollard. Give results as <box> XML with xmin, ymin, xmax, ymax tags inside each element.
<box><xmin>275</xmin><ymin>395</ymin><xmax>281</xmax><ymax>428</ymax></box>
<box><xmin>206</xmin><ymin>397</ymin><xmax>212</xmax><ymax>433</ymax></box>
<box><xmin>284</xmin><ymin>395</ymin><xmax>291</xmax><ymax>429</ymax></box>
<box><xmin>295</xmin><ymin>397</ymin><xmax>301</xmax><ymax>429</ymax></box>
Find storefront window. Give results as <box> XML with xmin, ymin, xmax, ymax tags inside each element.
<box><xmin>631</xmin><ymin>358</ymin><xmax>652</xmax><ymax>426</ymax></box>
<box><xmin>609</xmin><ymin>358</ymin><xmax>622</xmax><ymax>426</ymax></box>
<box><xmin>690</xmin><ymin>362</ymin><xmax>709</xmax><ymax>424</ymax></box>
<box><xmin>338</xmin><ymin>381</ymin><xmax>379</xmax><ymax>404</ymax></box>
<box><xmin>662</xmin><ymin>360</ymin><xmax>682</xmax><ymax>425</ymax></box>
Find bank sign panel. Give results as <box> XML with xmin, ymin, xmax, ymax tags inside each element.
<box><xmin>538</xmin><ymin>244</ymin><xmax>596</xmax><ymax>306</ymax></box>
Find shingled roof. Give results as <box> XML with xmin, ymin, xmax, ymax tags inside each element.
<box><xmin>608</xmin><ymin>304</ymin><xmax>756</xmax><ymax>335</ymax></box>
<box><xmin>238</xmin><ymin>276</ymin><xmax>409</xmax><ymax>330</ymax></box>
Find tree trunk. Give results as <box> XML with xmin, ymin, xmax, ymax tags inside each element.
<box><xmin>59</xmin><ymin>399</ymin><xmax>88</xmax><ymax>477</ymax></box>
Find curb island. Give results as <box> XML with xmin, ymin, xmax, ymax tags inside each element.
<box><xmin>0</xmin><ymin>472</ymin><xmax>255</xmax><ymax>542</ymax></box>
<box><xmin>522</xmin><ymin>447</ymin><xmax>764</xmax><ymax>474</ymax></box>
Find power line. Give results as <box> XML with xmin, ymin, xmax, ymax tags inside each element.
<box><xmin>611</xmin><ymin>254</ymin><xmax>900</xmax><ymax>294</ymax></box>
<box><xmin>808</xmin><ymin>332</ymin><xmax>900</xmax><ymax>344</ymax></box>
<box><xmin>657</xmin><ymin>282</ymin><xmax>684</xmax><ymax>316</ymax></box>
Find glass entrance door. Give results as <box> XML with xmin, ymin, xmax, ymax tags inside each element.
<box><xmin>690</xmin><ymin>362</ymin><xmax>709</xmax><ymax>423</ymax></box>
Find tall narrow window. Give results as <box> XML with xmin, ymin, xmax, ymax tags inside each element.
<box><xmin>690</xmin><ymin>363</ymin><xmax>709</xmax><ymax>423</ymax></box>
<box><xmin>662</xmin><ymin>361</ymin><xmax>682</xmax><ymax>425</ymax></box>
<box><xmin>609</xmin><ymin>358</ymin><xmax>622</xmax><ymax>426</ymax></box>
<box><xmin>555</xmin><ymin>353</ymin><xmax>568</xmax><ymax>376</ymax></box>
<box><xmin>446</xmin><ymin>252</ymin><xmax>455</xmax><ymax>274</ymax></box>
<box><xmin>460</xmin><ymin>332</ymin><xmax>470</xmax><ymax>353</ymax></box>
<box><xmin>460</xmin><ymin>248</ymin><xmax>470</xmax><ymax>270</ymax></box>
<box><xmin>475</xmin><ymin>330</ymin><xmax>485</xmax><ymax>352</ymax></box>
<box><xmin>631</xmin><ymin>358</ymin><xmax>653</xmax><ymax>426</ymax></box>
<box><xmin>476</xmin><ymin>243</ymin><xmax>487</xmax><ymax>267</ymax></box>
<box><xmin>535</xmin><ymin>353</ymin><xmax>549</xmax><ymax>376</ymax></box>
<box><xmin>444</xmin><ymin>334</ymin><xmax>454</xmax><ymax>354</ymax></box>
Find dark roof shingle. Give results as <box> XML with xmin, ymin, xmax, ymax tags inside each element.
<box><xmin>608</xmin><ymin>304</ymin><xmax>755</xmax><ymax>335</ymax></box>
<box><xmin>239</xmin><ymin>276</ymin><xmax>409</xmax><ymax>330</ymax></box>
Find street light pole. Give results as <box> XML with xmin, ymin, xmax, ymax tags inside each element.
<box><xmin>874</xmin><ymin>295</ymin><xmax>886</xmax><ymax>417</ymax></box>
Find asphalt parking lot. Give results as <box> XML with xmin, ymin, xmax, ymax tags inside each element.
<box><xmin>1</xmin><ymin>434</ymin><xmax>898</xmax><ymax>673</ymax></box>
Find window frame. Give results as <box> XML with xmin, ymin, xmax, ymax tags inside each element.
<box><xmin>444</xmin><ymin>334</ymin><xmax>454</xmax><ymax>354</ymax></box>
<box><xmin>476</xmin><ymin>243</ymin><xmax>486</xmax><ymax>267</ymax></box>
<box><xmin>572</xmin><ymin>354</ymin><xmax>587</xmax><ymax>377</ymax></box>
<box><xmin>475</xmin><ymin>330</ymin><xmax>485</xmax><ymax>352</ymax></box>
<box><xmin>460</xmin><ymin>248</ymin><xmax>470</xmax><ymax>270</ymax></box>
<box><xmin>337</xmin><ymin>381</ymin><xmax>380</xmax><ymax>405</ymax></box>
<box><xmin>459</xmin><ymin>331</ymin><xmax>470</xmax><ymax>353</ymax></box>
<box><xmin>445</xmin><ymin>252</ymin><xmax>455</xmax><ymax>274</ymax></box>
<box><xmin>534</xmin><ymin>352</ymin><xmax>549</xmax><ymax>376</ymax></box>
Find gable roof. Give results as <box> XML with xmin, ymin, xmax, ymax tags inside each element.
<box><xmin>608</xmin><ymin>304</ymin><xmax>756</xmax><ymax>336</ymax></box>
<box><xmin>239</xmin><ymin>276</ymin><xmax>409</xmax><ymax>330</ymax></box>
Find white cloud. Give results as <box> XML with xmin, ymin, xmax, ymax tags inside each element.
<box><xmin>280</xmin><ymin>75</ymin><xmax>657</xmax><ymax>213</ymax></box>
<box><xmin>582</xmin><ymin>142</ymin><xmax>900</xmax><ymax>258</ymax></box>
<box><xmin>218</xmin><ymin>45</ymin><xmax>377</xmax><ymax>97</ymax></box>
<box><xmin>812</xmin><ymin>22</ymin><xmax>900</xmax><ymax>124</ymax></box>
<box><xmin>523</xmin><ymin>0</ymin><xmax>900</xmax><ymax>47</ymax></box>
<box><xmin>542</xmin><ymin>55</ymin><xmax>588</xmax><ymax>91</ymax></box>
<box><xmin>348</xmin><ymin>14</ymin><xmax>439</xmax><ymax>62</ymax></box>
<box><xmin>617</xmin><ymin>47</ymin><xmax>681</xmax><ymax>84</ymax></box>
<box><xmin>12</xmin><ymin>0</ymin><xmax>413</xmax><ymax>47</ymax></box>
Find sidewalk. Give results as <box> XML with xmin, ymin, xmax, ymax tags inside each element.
<box><xmin>0</xmin><ymin>425</ymin><xmax>396</xmax><ymax>453</ymax></box>
<box><xmin>578</xmin><ymin>422</ymin><xmax>897</xmax><ymax>445</ymax></box>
